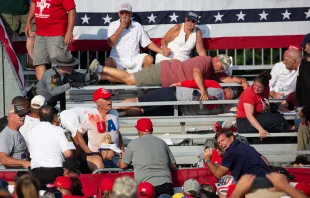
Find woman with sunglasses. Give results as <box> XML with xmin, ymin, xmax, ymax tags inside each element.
<box><xmin>155</xmin><ymin>11</ymin><xmax>207</xmax><ymax>63</ymax></box>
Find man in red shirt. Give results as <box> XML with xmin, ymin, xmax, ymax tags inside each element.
<box><xmin>25</xmin><ymin>0</ymin><xmax>76</xmax><ymax>80</ymax></box>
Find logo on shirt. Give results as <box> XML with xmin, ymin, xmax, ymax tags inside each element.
<box><xmin>96</xmin><ymin>120</ymin><xmax>117</xmax><ymax>133</ymax></box>
<box><xmin>35</xmin><ymin>0</ymin><xmax>51</xmax><ymax>18</ymax></box>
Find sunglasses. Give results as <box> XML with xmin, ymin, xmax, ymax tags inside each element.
<box><xmin>186</xmin><ymin>17</ymin><xmax>197</xmax><ymax>23</ymax></box>
<box><xmin>14</xmin><ymin>104</ymin><xmax>29</xmax><ymax>118</ymax></box>
<box><xmin>119</xmin><ymin>11</ymin><xmax>130</xmax><ymax>15</ymax></box>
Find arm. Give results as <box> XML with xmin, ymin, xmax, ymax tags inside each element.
<box><xmin>167</xmin><ymin>145</ymin><xmax>176</xmax><ymax>169</ymax></box>
<box><xmin>75</xmin><ymin>132</ymin><xmax>92</xmax><ymax>153</ymax></box>
<box><xmin>221</xmin><ymin>76</ymin><xmax>249</xmax><ymax>89</ymax></box>
<box><xmin>107</xmin><ymin>26</ymin><xmax>125</xmax><ymax>47</ymax></box>
<box><xmin>118</xmin><ymin>160</ymin><xmax>129</xmax><ymax>169</ymax></box>
<box><xmin>244</xmin><ymin>103</ymin><xmax>268</xmax><ymax>138</ymax></box>
<box><xmin>44</xmin><ymin>73</ymin><xmax>71</xmax><ymax>96</ymax></box>
<box><xmin>0</xmin><ymin>153</ymin><xmax>30</xmax><ymax>168</ymax></box>
<box><xmin>64</xmin><ymin>9</ymin><xmax>76</xmax><ymax>44</ymax></box>
<box><xmin>118</xmin><ymin>132</ymin><xmax>124</xmax><ymax>151</ymax></box>
<box><xmin>204</xmin><ymin>148</ymin><xmax>229</xmax><ymax>178</ymax></box>
<box><xmin>195</xmin><ymin>28</ymin><xmax>207</xmax><ymax>56</ymax></box>
<box><xmin>25</xmin><ymin>2</ymin><xmax>35</xmax><ymax>37</ymax></box>
<box><xmin>147</xmin><ymin>42</ymin><xmax>164</xmax><ymax>54</ymax></box>
<box><xmin>161</xmin><ymin>24</ymin><xmax>180</xmax><ymax>56</ymax></box>
<box><xmin>193</xmin><ymin>68</ymin><xmax>208</xmax><ymax>100</ymax></box>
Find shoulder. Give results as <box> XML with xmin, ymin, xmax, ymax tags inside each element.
<box><xmin>109</xmin><ymin>20</ymin><xmax>120</xmax><ymax>26</ymax></box>
<box><xmin>109</xmin><ymin>109</ymin><xmax>119</xmax><ymax>117</ymax></box>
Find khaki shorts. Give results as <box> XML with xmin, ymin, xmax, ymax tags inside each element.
<box><xmin>0</xmin><ymin>13</ymin><xmax>35</xmax><ymax>35</ymax></box>
<box><xmin>33</xmin><ymin>35</ymin><xmax>67</xmax><ymax>66</ymax></box>
<box><xmin>134</xmin><ymin>63</ymin><xmax>161</xmax><ymax>86</ymax></box>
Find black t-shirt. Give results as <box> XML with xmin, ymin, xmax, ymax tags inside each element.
<box><xmin>221</xmin><ymin>140</ymin><xmax>271</xmax><ymax>180</ymax></box>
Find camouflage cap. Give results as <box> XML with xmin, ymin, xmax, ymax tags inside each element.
<box><xmin>218</xmin><ymin>54</ymin><xmax>232</xmax><ymax>73</ymax></box>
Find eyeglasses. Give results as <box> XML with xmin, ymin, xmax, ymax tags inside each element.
<box><xmin>186</xmin><ymin>17</ymin><xmax>197</xmax><ymax>23</ymax></box>
<box><xmin>119</xmin><ymin>11</ymin><xmax>130</xmax><ymax>15</ymax></box>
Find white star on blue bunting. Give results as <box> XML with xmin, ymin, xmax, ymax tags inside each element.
<box><xmin>259</xmin><ymin>10</ymin><xmax>269</xmax><ymax>20</ymax></box>
<box><xmin>102</xmin><ymin>14</ymin><xmax>112</xmax><ymax>24</ymax></box>
<box><xmin>236</xmin><ymin>11</ymin><xmax>246</xmax><ymax>21</ymax></box>
<box><xmin>147</xmin><ymin>13</ymin><xmax>157</xmax><ymax>23</ymax></box>
<box><xmin>169</xmin><ymin>12</ymin><xmax>179</xmax><ymax>22</ymax></box>
<box><xmin>281</xmin><ymin>9</ymin><xmax>291</xmax><ymax>20</ymax></box>
<box><xmin>214</xmin><ymin>12</ymin><xmax>224</xmax><ymax>22</ymax></box>
<box><xmin>81</xmin><ymin>14</ymin><xmax>90</xmax><ymax>24</ymax></box>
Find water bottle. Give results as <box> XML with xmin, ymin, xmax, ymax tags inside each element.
<box><xmin>278</xmin><ymin>84</ymin><xmax>285</xmax><ymax>98</ymax></box>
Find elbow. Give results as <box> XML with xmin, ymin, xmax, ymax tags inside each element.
<box><xmin>63</xmin><ymin>150</ymin><xmax>74</xmax><ymax>158</ymax></box>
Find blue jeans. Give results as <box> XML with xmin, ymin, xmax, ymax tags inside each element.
<box><xmin>103</xmin><ymin>154</ymin><xmax>119</xmax><ymax>168</ymax></box>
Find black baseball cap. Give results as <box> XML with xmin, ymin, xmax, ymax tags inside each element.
<box><xmin>186</xmin><ymin>11</ymin><xmax>199</xmax><ymax>21</ymax></box>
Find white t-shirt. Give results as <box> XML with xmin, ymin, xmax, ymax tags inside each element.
<box><xmin>78</xmin><ymin>109</ymin><xmax>120</xmax><ymax>152</ymax></box>
<box><xmin>108</xmin><ymin>20</ymin><xmax>151</xmax><ymax>58</ymax></box>
<box><xmin>19</xmin><ymin>115</ymin><xmax>40</xmax><ymax>142</ymax></box>
<box><xmin>269</xmin><ymin>62</ymin><xmax>297</xmax><ymax>96</ymax></box>
<box><xmin>60</xmin><ymin>107</ymin><xmax>93</xmax><ymax>137</ymax></box>
<box><xmin>26</xmin><ymin>122</ymin><xmax>76</xmax><ymax>169</ymax></box>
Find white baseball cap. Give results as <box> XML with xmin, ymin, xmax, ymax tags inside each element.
<box><xmin>119</xmin><ymin>2</ymin><xmax>132</xmax><ymax>12</ymax></box>
<box><xmin>31</xmin><ymin>95</ymin><xmax>46</xmax><ymax>109</ymax></box>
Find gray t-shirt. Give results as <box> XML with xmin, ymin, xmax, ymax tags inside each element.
<box><xmin>122</xmin><ymin>134</ymin><xmax>176</xmax><ymax>186</ymax></box>
<box><xmin>0</xmin><ymin>126</ymin><xmax>28</xmax><ymax>168</ymax></box>
<box><xmin>176</xmin><ymin>87</ymin><xmax>225</xmax><ymax>115</ymax></box>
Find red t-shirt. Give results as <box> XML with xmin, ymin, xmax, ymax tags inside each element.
<box><xmin>32</xmin><ymin>0</ymin><xmax>76</xmax><ymax>36</ymax></box>
<box><xmin>236</xmin><ymin>85</ymin><xmax>270</xmax><ymax>118</ymax></box>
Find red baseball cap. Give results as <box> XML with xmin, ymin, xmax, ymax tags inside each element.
<box><xmin>138</xmin><ymin>182</ymin><xmax>155</xmax><ymax>198</ymax></box>
<box><xmin>288</xmin><ymin>45</ymin><xmax>302</xmax><ymax>52</ymax></box>
<box><xmin>135</xmin><ymin>118</ymin><xmax>153</xmax><ymax>132</ymax></box>
<box><xmin>53</xmin><ymin>176</ymin><xmax>72</xmax><ymax>191</ymax></box>
<box><xmin>295</xmin><ymin>182</ymin><xmax>310</xmax><ymax>196</ymax></box>
<box><xmin>93</xmin><ymin>88</ymin><xmax>112</xmax><ymax>102</ymax></box>
<box><xmin>100</xmin><ymin>178</ymin><xmax>114</xmax><ymax>193</ymax></box>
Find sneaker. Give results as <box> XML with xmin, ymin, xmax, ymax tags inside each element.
<box><xmin>84</xmin><ymin>72</ymin><xmax>99</xmax><ymax>86</ymax></box>
<box><xmin>88</xmin><ymin>59</ymin><xmax>100</xmax><ymax>74</ymax></box>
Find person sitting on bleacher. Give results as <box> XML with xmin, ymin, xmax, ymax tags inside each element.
<box><xmin>76</xmin><ymin>88</ymin><xmax>124</xmax><ymax>169</ymax></box>
<box><xmin>104</xmin><ymin>2</ymin><xmax>168</xmax><ymax>73</ymax></box>
<box><xmin>89</xmin><ymin>55</ymin><xmax>249</xmax><ymax>100</ymax></box>
<box><xmin>278</xmin><ymin>91</ymin><xmax>296</xmax><ymax>112</ymax></box>
<box><xmin>236</xmin><ymin>71</ymin><xmax>290</xmax><ymax>139</ymax></box>
<box><xmin>155</xmin><ymin>11</ymin><xmax>206</xmax><ymax>63</ymax></box>
<box><xmin>114</xmin><ymin>79</ymin><xmax>240</xmax><ymax>116</ymax></box>
<box><xmin>269</xmin><ymin>45</ymin><xmax>301</xmax><ymax>99</ymax></box>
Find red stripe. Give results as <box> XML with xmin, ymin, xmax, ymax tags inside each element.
<box><xmin>12</xmin><ymin>35</ymin><xmax>304</xmax><ymax>53</ymax></box>
<box><xmin>0</xmin><ymin>21</ymin><xmax>24</xmax><ymax>87</ymax></box>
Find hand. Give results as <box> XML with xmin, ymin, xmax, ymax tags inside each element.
<box><xmin>258</xmin><ymin>129</ymin><xmax>269</xmax><ymax>140</ymax></box>
<box><xmin>24</xmin><ymin>22</ymin><xmax>32</xmax><ymax>37</ymax></box>
<box><xmin>161</xmin><ymin>47</ymin><xmax>171</xmax><ymax>57</ymax></box>
<box><xmin>274</xmin><ymin>92</ymin><xmax>284</xmax><ymax>99</ymax></box>
<box><xmin>266</xmin><ymin>172</ymin><xmax>290</xmax><ymax>192</ymax></box>
<box><xmin>241</xmin><ymin>81</ymin><xmax>249</xmax><ymax>89</ymax></box>
<box><xmin>203</xmin><ymin>148</ymin><xmax>213</xmax><ymax>161</ymax></box>
<box><xmin>22</xmin><ymin>161</ymin><xmax>31</xmax><ymax>169</ymax></box>
<box><xmin>64</xmin><ymin>32</ymin><xmax>73</xmax><ymax>45</ymax></box>
<box><xmin>233</xmin><ymin>174</ymin><xmax>256</xmax><ymax>197</ymax></box>
<box><xmin>170</xmin><ymin>82</ymin><xmax>181</xmax><ymax>87</ymax></box>
<box><xmin>69</xmin><ymin>81</ymin><xmax>84</xmax><ymax>88</ymax></box>
<box><xmin>200</xmin><ymin>90</ymin><xmax>209</xmax><ymax>101</ymax></box>
<box><xmin>120</xmin><ymin>16</ymin><xmax>130</xmax><ymax>29</ymax></box>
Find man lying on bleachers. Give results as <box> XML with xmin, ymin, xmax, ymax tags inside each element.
<box><xmin>113</xmin><ymin>79</ymin><xmax>241</xmax><ymax>116</ymax></box>
<box><xmin>89</xmin><ymin>55</ymin><xmax>249</xmax><ymax>101</ymax></box>
<box><xmin>269</xmin><ymin>45</ymin><xmax>300</xmax><ymax>99</ymax></box>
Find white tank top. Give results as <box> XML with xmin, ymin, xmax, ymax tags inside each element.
<box><xmin>167</xmin><ymin>23</ymin><xmax>197</xmax><ymax>61</ymax></box>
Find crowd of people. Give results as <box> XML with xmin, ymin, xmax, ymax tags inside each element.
<box><xmin>1</xmin><ymin>0</ymin><xmax>310</xmax><ymax>197</ymax></box>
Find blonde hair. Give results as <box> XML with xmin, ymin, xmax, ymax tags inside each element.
<box><xmin>16</xmin><ymin>174</ymin><xmax>40</xmax><ymax>198</ymax></box>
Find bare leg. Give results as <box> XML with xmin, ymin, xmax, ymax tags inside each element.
<box><xmin>87</xmin><ymin>155</ymin><xmax>104</xmax><ymax>171</ymax></box>
<box><xmin>105</xmin><ymin>57</ymin><xmax>117</xmax><ymax>68</ymax></box>
<box><xmin>101</xmin><ymin>67</ymin><xmax>136</xmax><ymax>85</ymax></box>
<box><xmin>142</xmin><ymin>55</ymin><xmax>154</xmax><ymax>69</ymax></box>
<box><xmin>35</xmin><ymin>65</ymin><xmax>46</xmax><ymax>80</ymax></box>
<box><xmin>26</xmin><ymin>32</ymin><xmax>35</xmax><ymax>59</ymax></box>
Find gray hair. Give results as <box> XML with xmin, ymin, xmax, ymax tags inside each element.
<box><xmin>112</xmin><ymin>176</ymin><xmax>137</xmax><ymax>198</ymax></box>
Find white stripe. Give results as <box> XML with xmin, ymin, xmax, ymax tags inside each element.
<box><xmin>73</xmin><ymin>21</ymin><xmax>310</xmax><ymax>40</ymax></box>
<box><xmin>76</xmin><ymin>0</ymin><xmax>310</xmax><ymax>12</ymax></box>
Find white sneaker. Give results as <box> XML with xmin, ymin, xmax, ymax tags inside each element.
<box><xmin>88</xmin><ymin>59</ymin><xmax>100</xmax><ymax>74</ymax></box>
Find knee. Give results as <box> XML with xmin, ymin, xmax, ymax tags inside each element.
<box><xmin>105</xmin><ymin>57</ymin><xmax>116</xmax><ymax>68</ymax></box>
<box><xmin>143</xmin><ymin>55</ymin><xmax>154</xmax><ymax>68</ymax></box>
<box><xmin>124</xmin><ymin>74</ymin><xmax>135</xmax><ymax>85</ymax></box>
